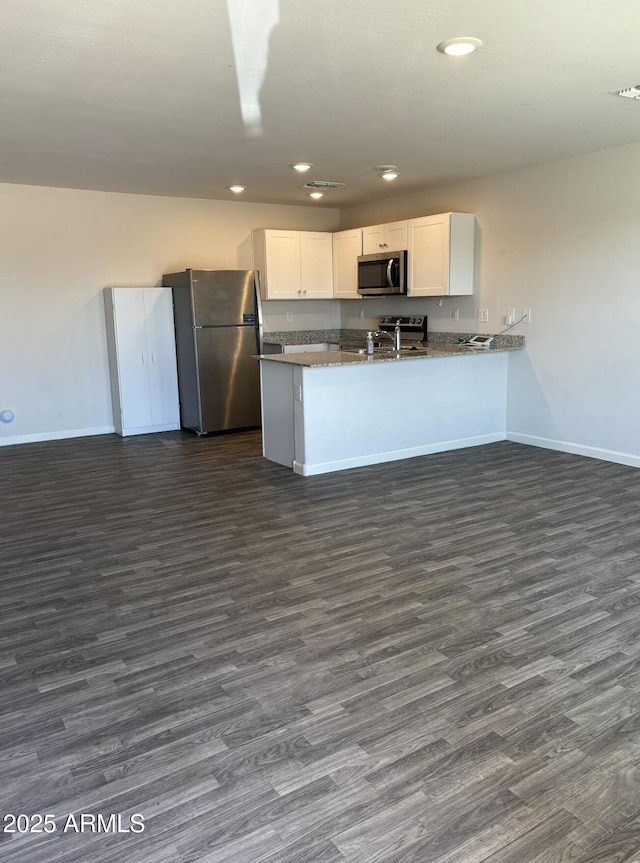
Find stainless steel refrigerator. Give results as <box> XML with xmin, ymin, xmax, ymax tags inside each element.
<box><xmin>162</xmin><ymin>269</ymin><xmax>263</xmax><ymax>434</ymax></box>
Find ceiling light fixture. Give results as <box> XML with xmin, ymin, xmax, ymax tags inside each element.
<box><xmin>228</xmin><ymin>184</ymin><xmax>245</xmax><ymax>193</ymax></box>
<box><xmin>309</xmin><ymin>191</ymin><xmax>324</xmax><ymax>199</ymax></box>
<box><xmin>437</xmin><ymin>37</ymin><xmax>483</xmax><ymax>56</ymax></box>
<box><xmin>373</xmin><ymin>164</ymin><xmax>399</xmax><ymax>181</ymax></box>
<box><xmin>290</xmin><ymin>162</ymin><xmax>313</xmax><ymax>172</ymax></box>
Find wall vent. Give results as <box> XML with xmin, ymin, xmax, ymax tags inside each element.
<box><xmin>303</xmin><ymin>180</ymin><xmax>346</xmax><ymax>189</ymax></box>
<box><xmin>612</xmin><ymin>85</ymin><xmax>640</xmax><ymax>99</ymax></box>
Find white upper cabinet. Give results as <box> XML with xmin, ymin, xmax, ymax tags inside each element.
<box><xmin>252</xmin><ymin>230</ymin><xmax>300</xmax><ymax>299</ymax></box>
<box><xmin>332</xmin><ymin>228</ymin><xmax>363</xmax><ymax>299</ymax></box>
<box><xmin>362</xmin><ymin>221</ymin><xmax>408</xmax><ymax>255</ymax></box>
<box><xmin>252</xmin><ymin>229</ymin><xmax>333</xmax><ymax>299</ymax></box>
<box><xmin>407</xmin><ymin>212</ymin><xmax>475</xmax><ymax>296</ymax></box>
<box><xmin>300</xmin><ymin>232</ymin><xmax>334</xmax><ymax>298</ymax></box>
<box><xmin>252</xmin><ymin>213</ymin><xmax>475</xmax><ymax>300</ymax></box>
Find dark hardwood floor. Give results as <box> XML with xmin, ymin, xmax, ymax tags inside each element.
<box><xmin>2</xmin><ymin>431</ymin><xmax>640</xmax><ymax>862</ymax></box>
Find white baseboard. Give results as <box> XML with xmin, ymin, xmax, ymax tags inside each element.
<box><xmin>293</xmin><ymin>432</ymin><xmax>506</xmax><ymax>476</ymax></box>
<box><xmin>0</xmin><ymin>425</ymin><xmax>115</xmax><ymax>447</ymax></box>
<box><xmin>507</xmin><ymin>432</ymin><xmax>640</xmax><ymax>469</ymax></box>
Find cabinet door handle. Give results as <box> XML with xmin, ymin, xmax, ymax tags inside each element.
<box><xmin>141</xmin><ymin>353</ymin><xmax>145</xmax><ymax>365</ymax></box>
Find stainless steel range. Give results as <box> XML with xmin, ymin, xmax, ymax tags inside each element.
<box><xmin>376</xmin><ymin>315</ymin><xmax>428</xmax><ymax>348</ymax></box>
<box><xmin>340</xmin><ymin>315</ymin><xmax>428</xmax><ymax>355</ymax></box>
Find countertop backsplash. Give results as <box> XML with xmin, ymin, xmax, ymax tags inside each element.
<box><xmin>263</xmin><ymin>329</ymin><xmax>525</xmax><ymax>349</ymax></box>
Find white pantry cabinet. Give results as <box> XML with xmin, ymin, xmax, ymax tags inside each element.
<box><xmin>252</xmin><ymin>229</ymin><xmax>333</xmax><ymax>299</ymax></box>
<box><xmin>332</xmin><ymin>228</ymin><xmax>363</xmax><ymax>299</ymax></box>
<box><xmin>407</xmin><ymin>212</ymin><xmax>475</xmax><ymax>296</ymax></box>
<box><xmin>104</xmin><ymin>287</ymin><xmax>180</xmax><ymax>436</ymax></box>
<box><xmin>362</xmin><ymin>221</ymin><xmax>407</xmax><ymax>255</ymax></box>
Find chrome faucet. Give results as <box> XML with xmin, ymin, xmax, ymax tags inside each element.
<box><xmin>373</xmin><ymin>320</ymin><xmax>402</xmax><ymax>351</ymax></box>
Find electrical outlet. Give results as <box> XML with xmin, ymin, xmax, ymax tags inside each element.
<box><xmin>294</xmin><ymin>384</ymin><xmax>302</xmax><ymax>402</ymax></box>
<box><xmin>477</xmin><ymin>308</ymin><xmax>489</xmax><ymax>323</ymax></box>
<box><xmin>451</xmin><ymin>308</ymin><xmax>459</xmax><ymax>322</ymax></box>
<box><xmin>506</xmin><ymin>307</ymin><xmax>516</xmax><ymax>325</ymax></box>
<box><xmin>286</xmin><ymin>312</ymin><xmax>293</xmax><ymax>322</ymax></box>
<box><xmin>359</xmin><ymin>307</ymin><xmax>365</xmax><ymax>320</ymax></box>
<box><xmin>522</xmin><ymin>307</ymin><xmax>531</xmax><ymax>323</ymax></box>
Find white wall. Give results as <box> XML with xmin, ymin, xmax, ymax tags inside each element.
<box><xmin>0</xmin><ymin>183</ymin><xmax>339</xmax><ymax>445</ymax></box>
<box><xmin>340</xmin><ymin>142</ymin><xmax>640</xmax><ymax>468</ymax></box>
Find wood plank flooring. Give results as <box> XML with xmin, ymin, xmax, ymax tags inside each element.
<box><xmin>2</xmin><ymin>431</ymin><xmax>640</xmax><ymax>862</ymax></box>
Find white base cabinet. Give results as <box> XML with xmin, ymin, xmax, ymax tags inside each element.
<box><xmin>407</xmin><ymin>212</ymin><xmax>475</xmax><ymax>296</ymax></box>
<box><xmin>252</xmin><ymin>229</ymin><xmax>333</xmax><ymax>299</ymax></box>
<box><xmin>104</xmin><ymin>287</ymin><xmax>180</xmax><ymax>436</ymax></box>
<box><xmin>259</xmin><ymin>351</ymin><xmax>508</xmax><ymax>475</ymax></box>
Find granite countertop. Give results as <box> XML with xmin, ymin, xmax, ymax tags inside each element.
<box><xmin>258</xmin><ymin>329</ymin><xmax>524</xmax><ymax>367</ymax></box>
<box><xmin>263</xmin><ymin>329</ymin><xmax>360</xmax><ymax>346</ymax></box>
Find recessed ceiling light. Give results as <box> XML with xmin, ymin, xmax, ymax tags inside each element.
<box><xmin>309</xmin><ymin>191</ymin><xmax>324</xmax><ymax>199</ymax></box>
<box><xmin>228</xmin><ymin>184</ymin><xmax>245</xmax><ymax>193</ymax></box>
<box><xmin>437</xmin><ymin>37</ymin><xmax>482</xmax><ymax>56</ymax></box>
<box><xmin>290</xmin><ymin>163</ymin><xmax>313</xmax><ymax>172</ymax></box>
<box><xmin>372</xmin><ymin>165</ymin><xmax>399</xmax><ymax>181</ymax></box>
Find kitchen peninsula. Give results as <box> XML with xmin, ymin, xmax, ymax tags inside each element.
<box><xmin>257</xmin><ymin>334</ymin><xmax>524</xmax><ymax>476</ymax></box>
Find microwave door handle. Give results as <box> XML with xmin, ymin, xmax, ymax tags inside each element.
<box><xmin>386</xmin><ymin>258</ymin><xmax>393</xmax><ymax>288</ymax></box>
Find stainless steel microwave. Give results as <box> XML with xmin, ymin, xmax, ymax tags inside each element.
<box><xmin>357</xmin><ymin>250</ymin><xmax>407</xmax><ymax>296</ymax></box>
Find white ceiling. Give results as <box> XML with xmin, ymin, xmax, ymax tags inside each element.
<box><xmin>2</xmin><ymin>0</ymin><xmax>640</xmax><ymax>207</ymax></box>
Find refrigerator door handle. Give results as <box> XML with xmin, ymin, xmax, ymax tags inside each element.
<box><xmin>255</xmin><ymin>271</ymin><xmax>264</xmax><ymax>353</ymax></box>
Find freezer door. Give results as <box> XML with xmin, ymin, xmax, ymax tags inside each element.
<box><xmin>194</xmin><ymin>325</ymin><xmax>261</xmax><ymax>432</ymax></box>
<box><xmin>191</xmin><ymin>270</ymin><xmax>257</xmax><ymax>326</ymax></box>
